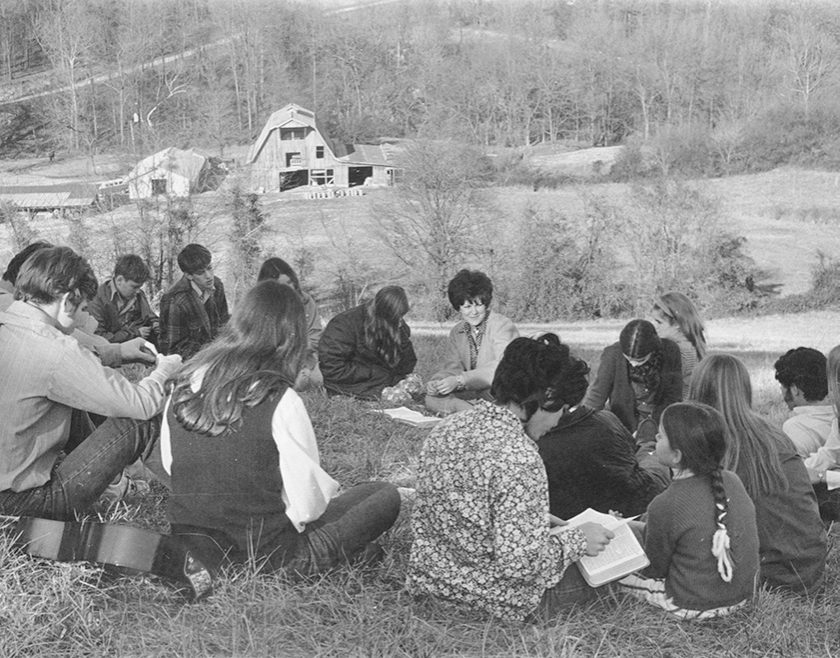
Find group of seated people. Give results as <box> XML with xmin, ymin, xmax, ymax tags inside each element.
<box><xmin>0</xmin><ymin>241</ymin><xmax>836</xmax><ymax>623</ymax></box>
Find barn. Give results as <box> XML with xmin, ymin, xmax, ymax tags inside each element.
<box><xmin>126</xmin><ymin>147</ymin><xmax>209</xmax><ymax>200</ymax></box>
<box><xmin>247</xmin><ymin>103</ymin><xmax>399</xmax><ymax>193</ymax></box>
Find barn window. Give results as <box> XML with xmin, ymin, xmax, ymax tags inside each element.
<box><xmin>315</xmin><ymin>145</ymin><xmax>324</xmax><ymax>159</ymax></box>
<box><xmin>151</xmin><ymin>178</ymin><xmax>167</xmax><ymax>195</ymax></box>
<box><xmin>281</xmin><ymin>128</ymin><xmax>305</xmax><ymax>140</ymax></box>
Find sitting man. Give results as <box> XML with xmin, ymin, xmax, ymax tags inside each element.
<box><xmin>88</xmin><ymin>254</ymin><xmax>158</xmax><ymax>346</ymax></box>
<box><xmin>1</xmin><ymin>242</ymin><xmax>154</xmax><ymax>368</ymax></box>
<box><xmin>774</xmin><ymin>347</ymin><xmax>834</xmax><ymax>458</ymax></box>
<box><xmin>425</xmin><ymin>269</ymin><xmax>519</xmax><ymax>414</ymax></box>
<box><xmin>159</xmin><ymin>243</ymin><xmax>229</xmax><ymax>360</ymax></box>
<box><xmin>0</xmin><ymin>246</ymin><xmax>181</xmax><ymax>519</ymax></box>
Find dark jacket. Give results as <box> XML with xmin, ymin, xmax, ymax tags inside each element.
<box><xmin>319</xmin><ymin>304</ymin><xmax>417</xmax><ymax>399</ymax></box>
<box><xmin>582</xmin><ymin>339</ymin><xmax>682</xmax><ymax>434</ymax></box>
<box><xmin>536</xmin><ymin>407</ymin><xmax>669</xmax><ymax>520</ymax></box>
<box><xmin>159</xmin><ymin>275</ymin><xmax>229</xmax><ymax>359</ymax></box>
<box><xmin>88</xmin><ymin>279</ymin><xmax>157</xmax><ymax>344</ymax></box>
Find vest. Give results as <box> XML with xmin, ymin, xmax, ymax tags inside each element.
<box><xmin>167</xmin><ymin>385</ymin><xmax>298</xmax><ymax>559</ymax></box>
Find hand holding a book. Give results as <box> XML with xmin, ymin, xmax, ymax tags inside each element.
<box><xmin>577</xmin><ymin>522</ymin><xmax>614</xmax><ymax>557</ymax></box>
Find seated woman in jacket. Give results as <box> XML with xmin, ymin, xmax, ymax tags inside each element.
<box><xmin>524</xmin><ymin>334</ymin><xmax>669</xmax><ymax>520</ymax></box>
<box><xmin>583</xmin><ymin>319</ymin><xmax>682</xmax><ymax>440</ymax></box>
<box><xmin>319</xmin><ymin>285</ymin><xmax>417</xmax><ymax>400</ymax></box>
<box><xmin>425</xmin><ymin>269</ymin><xmax>518</xmax><ymax>414</ymax></box>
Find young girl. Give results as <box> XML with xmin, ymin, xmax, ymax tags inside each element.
<box><xmin>583</xmin><ymin>319</ymin><xmax>682</xmax><ymax>439</ymax></box>
<box><xmin>620</xmin><ymin>402</ymin><xmax>759</xmax><ymax>620</ymax></box>
<box><xmin>319</xmin><ymin>285</ymin><xmax>417</xmax><ymax>400</ymax></box>
<box><xmin>652</xmin><ymin>292</ymin><xmax>707</xmax><ymax>397</ymax></box>
<box><xmin>162</xmin><ymin>280</ymin><xmax>400</xmax><ymax>575</ymax></box>
<box><xmin>691</xmin><ymin>354</ymin><xmax>827</xmax><ymax>593</ymax></box>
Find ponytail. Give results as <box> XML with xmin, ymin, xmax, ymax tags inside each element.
<box><xmin>709</xmin><ymin>467</ymin><xmax>734</xmax><ymax>582</ymax></box>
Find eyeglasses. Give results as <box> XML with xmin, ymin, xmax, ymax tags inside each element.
<box><xmin>459</xmin><ymin>300</ymin><xmax>486</xmax><ymax>312</ymax></box>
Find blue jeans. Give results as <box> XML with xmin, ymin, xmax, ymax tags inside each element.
<box><xmin>173</xmin><ymin>482</ymin><xmax>401</xmax><ymax>577</ymax></box>
<box><xmin>0</xmin><ymin>416</ymin><xmax>159</xmax><ymax>520</ymax></box>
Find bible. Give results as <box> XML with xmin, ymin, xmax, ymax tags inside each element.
<box><xmin>562</xmin><ymin>508</ymin><xmax>649</xmax><ymax>587</ymax></box>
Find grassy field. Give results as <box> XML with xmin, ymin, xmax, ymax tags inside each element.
<box><xmin>2</xmin><ymin>333</ymin><xmax>839</xmax><ymax>657</ymax></box>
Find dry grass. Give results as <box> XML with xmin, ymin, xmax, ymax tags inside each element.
<box><xmin>1</xmin><ymin>334</ymin><xmax>839</xmax><ymax>657</ymax></box>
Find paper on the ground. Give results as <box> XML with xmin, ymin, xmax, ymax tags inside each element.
<box><xmin>374</xmin><ymin>406</ymin><xmax>440</xmax><ymax>428</ymax></box>
<box><xmin>562</xmin><ymin>508</ymin><xmax>649</xmax><ymax>587</ymax></box>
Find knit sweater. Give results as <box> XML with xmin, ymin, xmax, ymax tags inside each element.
<box><xmin>643</xmin><ymin>471</ymin><xmax>759</xmax><ymax>611</ymax></box>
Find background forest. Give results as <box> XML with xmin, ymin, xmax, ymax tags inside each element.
<box><xmin>2</xmin><ymin>0</ymin><xmax>840</xmax><ymax>321</ymax></box>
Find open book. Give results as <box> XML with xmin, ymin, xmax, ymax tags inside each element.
<box><xmin>373</xmin><ymin>406</ymin><xmax>441</xmax><ymax>429</ymax></box>
<box><xmin>562</xmin><ymin>508</ymin><xmax>649</xmax><ymax>587</ymax></box>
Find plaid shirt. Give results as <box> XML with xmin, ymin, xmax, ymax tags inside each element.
<box><xmin>159</xmin><ymin>275</ymin><xmax>229</xmax><ymax>359</ymax></box>
<box><xmin>88</xmin><ymin>279</ymin><xmax>157</xmax><ymax>344</ymax></box>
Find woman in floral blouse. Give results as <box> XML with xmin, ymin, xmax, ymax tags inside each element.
<box><xmin>408</xmin><ymin>337</ymin><xmax>613</xmax><ymax>621</ymax></box>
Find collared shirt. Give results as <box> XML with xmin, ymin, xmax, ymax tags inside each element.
<box><xmin>407</xmin><ymin>399</ymin><xmax>587</xmax><ymax>620</ymax></box>
<box><xmin>463</xmin><ymin>312</ymin><xmax>488</xmax><ymax>370</ymax></box>
<box><xmin>0</xmin><ymin>300</ymin><xmax>169</xmax><ymax>492</ymax></box>
<box><xmin>106</xmin><ymin>280</ymin><xmax>139</xmax><ymax>319</ymax></box>
<box><xmin>190</xmin><ymin>279</ymin><xmax>213</xmax><ymax>304</ymax></box>
<box><xmin>783</xmin><ymin>404</ymin><xmax>835</xmax><ymax>459</ymax></box>
<box><xmin>805</xmin><ymin>417</ymin><xmax>840</xmax><ymax>490</ymax></box>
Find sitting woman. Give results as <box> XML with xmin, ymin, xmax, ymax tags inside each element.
<box><xmin>408</xmin><ymin>337</ymin><xmax>614</xmax><ymax>621</ymax></box>
<box><xmin>162</xmin><ymin>280</ymin><xmax>400</xmax><ymax>575</ymax></box>
<box><xmin>425</xmin><ymin>269</ymin><xmax>518</xmax><ymax>414</ymax></box>
<box><xmin>524</xmin><ymin>334</ymin><xmax>669</xmax><ymax>520</ymax></box>
<box><xmin>583</xmin><ymin>319</ymin><xmax>682</xmax><ymax>440</ymax></box>
<box><xmin>652</xmin><ymin>292</ymin><xmax>707</xmax><ymax>398</ymax></box>
<box><xmin>258</xmin><ymin>257</ymin><xmax>324</xmax><ymax>389</ymax></box>
<box><xmin>690</xmin><ymin>353</ymin><xmax>827</xmax><ymax>595</ymax></box>
<box><xmin>319</xmin><ymin>285</ymin><xmax>417</xmax><ymax>400</ymax></box>
<box><xmin>620</xmin><ymin>402</ymin><xmax>759</xmax><ymax>620</ymax></box>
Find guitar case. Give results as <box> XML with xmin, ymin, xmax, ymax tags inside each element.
<box><xmin>8</xmin><ymin>516</ymin><xmax>213</xmax><ymax>602</ymax></box>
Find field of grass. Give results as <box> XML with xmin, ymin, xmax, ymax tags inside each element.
<box><xmin>2</xmin><ymin>333</ymin><xmax>839</xmax><ymax>657</ymax></box>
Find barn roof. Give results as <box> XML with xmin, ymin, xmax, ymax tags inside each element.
<box><xmin>0</xmin><ymin>182</ymin><xmax>98</xmax><ymax>210</ymax></box>
<box><xmin>339</xmin><ymin>143</ymin><xmax>400</xmax><ymax>167</ymax></box>
<box><xmin>126</xmin><ymin>147</ymin><xmax>207</xmax><ymax>184</ymax></box>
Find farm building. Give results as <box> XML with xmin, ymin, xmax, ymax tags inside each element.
<box><xmin>126</xmin><ymin>147</ymin><xmax>209</xmax><ymax>200</ymax></box>
<box><xmin>0</xmin><ymin>182</ymin><xmax>98</xmax><ymax>213</ymax></box>
<box><xmin>247</xmin><ymin>103</ymin><xmax>399</xmax><ymax>193</ymax></box>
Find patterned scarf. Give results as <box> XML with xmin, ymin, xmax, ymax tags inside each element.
<box><xmin>465</xmin><ymin>313</ymin><xmax>489</xmax><ymax>370</ymax></box>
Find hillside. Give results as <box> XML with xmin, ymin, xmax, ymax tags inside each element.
<box><xmin>2</xmin><ymin>153</ymin><xmax>840</xmax><ymax>306</ymax></box>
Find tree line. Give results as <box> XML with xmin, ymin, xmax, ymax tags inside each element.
<box><xmin>1</xmin><ymin>0</ymin><xmax>840</xmax><ymax>171</ymax></box>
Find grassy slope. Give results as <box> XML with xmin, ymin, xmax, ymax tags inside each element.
<box><xmin>1</xmin><ymin>336</ymin><xmax>838</xmax><ymax>657</ymax></box>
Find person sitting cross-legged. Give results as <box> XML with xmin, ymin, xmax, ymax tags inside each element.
<box><xmin>425</xmin><ymin>269</ymin><xmax>519</xmax><ymax>415</ymax></box>
<box><xmin>0</xmin><ymin>246</ymin><xmax>181</xmax><ymax>520</ymax></box>
<box><xmin>88</xmin><ymin>254</ymin><xmax>159</xmax><ymax>347</ymax></box>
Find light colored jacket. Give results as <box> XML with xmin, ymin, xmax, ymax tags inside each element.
<box><xmin>432</xmin><ymin>310</ymin><xmax>519</xmax><ymax>391</ymax></box>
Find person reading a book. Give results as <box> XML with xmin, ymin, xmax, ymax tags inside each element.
<box><xmin>690</xmin><ymin>354</ymin><xmax>827</xmax><ymax>594</ymax></box>
<box><xmin>619</xmin><ymin>402</ymin><xmax>759</xmax><ymax>620</ymax></box>
<box><xmin>523</xmin><ymin>334</ymin><xmax>669</xmax><ymax>519</ymax></box>
<box><xmin>408</xmin><ymin>337</ymin><xmax>614</xmax><ymax>621</ymax></box>
<box><xmin>162</xmin><ymin>280</ymin><xmax>401</xmax><ymax>576</ymax></box>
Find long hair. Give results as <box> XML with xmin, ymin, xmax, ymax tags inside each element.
<box><xmin>257</xmin><ymin>257</ymin><xmax>302</xmax><ymax>294</ymax></box>
<box><xmin>657</xmin><ymin>291</ymin><xmax>707</xmax><ymax>359</ymax></box>
<box><xmin>620</xmin><ymin>319</ymin><xmax>663</xmax><ymax>392</ymax></box>
<box><xmin>661</xmin><ymin>402</ymin><xmax>734</xmax><ymax>582</ymax></box>
<box><xmin>170</xmin><ymin>281</ymin><xmax>307</xmax><ymax>436</ymax></box>
<box><xmin>827</xmin><ymin>345</ymin><xmax>840</xmax><ymax>417</ymax></box>
<box><xmin>363</xmin><ymin>285</ymin><xmax>409</xmax><ymax>367</ymax></box>
<box><xmin>688</xmin><ymin>353</ymin><xmax>788</xmax><ymax>498</ymax></box>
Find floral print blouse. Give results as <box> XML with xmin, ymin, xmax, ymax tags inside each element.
<box><xmin>407</xmin><ymin>400</ymin><xmax>587</xmax><ymax>620</ymax></box>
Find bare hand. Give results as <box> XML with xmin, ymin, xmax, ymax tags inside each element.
<box><xmin>578</xmin><ymin>522</ymin><xmax>614</xmax><ymax>557</ymax></box>
<box><xmin>154</xmin><ymin>353</ymin><xmax>182</xmax><ymax>379</ymax></box>
<box><xmin>119</xmin><ymin>337</ymin><xmax>157</xmax><ymax>364</ymax></box>
<box><xmin>138</xmin><ymin>326</ymin><xmax>152</xmax><ymax>339</ymax></box>
<box><xmin>435</xmin><ymin>375</ymin><xmax>460</xmax><ymax>395</ymax></box>
<box><xmin>426</xmin><ymin>380</ymin><xmax>441</xmax><ymax>396</ymax></box>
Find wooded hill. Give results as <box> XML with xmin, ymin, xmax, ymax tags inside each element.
<box><xmin>2</xmin><ymin>0</ymin><xmax>840</xmax><ymax>180</ymax></box>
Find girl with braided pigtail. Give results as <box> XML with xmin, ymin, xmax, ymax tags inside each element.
<box><xmin>619</xmin><ymin>402</ymin><xmax>759</xmax><ymax>620</ymax></box>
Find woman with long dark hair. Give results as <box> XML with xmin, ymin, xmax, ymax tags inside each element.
<box><xmin>162</xmin><ymin>280</ymin><xmax>400</xmax><ymax>575</ymax></box>
<box><xmin>319</xmin><ymin>285</ymin><xmax>417</xmax><ymax>399</ymax></box>
<box><xmin>583</xmin><ymin>319</ymin><xmax>682</xmax><ymax>439</ymax></box>
<box><xmin>690</xmin><ymin>353</ymin><xmax>826</xmax><ymax>594</ymax></box>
